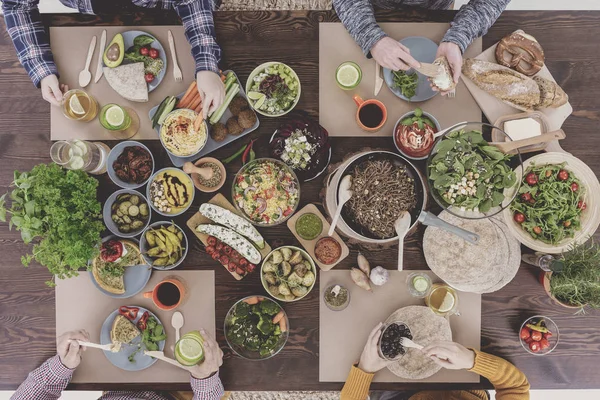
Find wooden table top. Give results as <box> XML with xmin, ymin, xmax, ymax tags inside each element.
<box><xmin>1</xmin><ymin>8</ymin><xmax>600</xmax><ymax>392</ymax></box>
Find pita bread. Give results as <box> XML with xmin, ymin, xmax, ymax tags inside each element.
<box><xmin>385</xmin><ymin>306</ymin><xmax>452</xmax><ymax>380</ymax></box>
<box><xmin>104</xmin><ymin>62</ymin><xmax>148</xmax><ymax>102</ymax></box>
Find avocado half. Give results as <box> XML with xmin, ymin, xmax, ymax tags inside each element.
<box><xmin>103</xmin><ymin>33</ymin><xmax>125</xmax><ymax>68</ymax></box>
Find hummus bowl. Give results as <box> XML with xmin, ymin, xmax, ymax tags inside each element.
<box><xmin>159</xmin><ymin>109</ymin><xmax>207</xmax><ymax>158</ymax></box>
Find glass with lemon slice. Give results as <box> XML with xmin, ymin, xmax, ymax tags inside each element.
<box><xmin>335</xmin><ymin>61</ymin><xmax>362</xmax><ymax>90</ymax></box>
<box><xmin>175</xmin><ymin>330</ymin><xmax>205</xmax><ymax>366</ymax></box>
<box><xmin>425</xmin><ymin>283</ymin><xmax>460</xmax><ymax>317</ymax></box>
<box><xmin>50</xmin><ymin>139</ymin><xmax>110</xmax><ymax>175</ymax></box>
<box><xmin>61</xmin><ymin>89</ymin><xmax>98</xmax><ymax>122</ymax></box>
<box><xmin>99</xmin><ymin>104</ymin><xmax>140</xmax><ymax>139</ymax></box>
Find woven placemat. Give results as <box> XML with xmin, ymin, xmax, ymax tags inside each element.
<box><xmin>218</xmin><ymin>0</ymin><xmax>332</xmax><ymax>11</ymax></box>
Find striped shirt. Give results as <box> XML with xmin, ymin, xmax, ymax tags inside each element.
<box><xmin>333</xmin><ymin>0</ymin><xmax>511</xmax><ymax>55</ymax></box>
<box><xmin>1</xmin><ymin>0</ymin><xmax>221</xmax><ymax>87</ymax></box>
<box><xmin>10</xmin><ymin>355</ymin><xmax>225</xmax><ymax>400</ymax></box>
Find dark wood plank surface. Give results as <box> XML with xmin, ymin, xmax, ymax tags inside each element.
<box><xmin>1</xmin><ymin>9</ymin><xmax>600</xmax><ymax>392</ymax></box>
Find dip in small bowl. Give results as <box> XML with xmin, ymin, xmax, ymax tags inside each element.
<box><xmin>393</xmin><ymin>108</ymin><xmax>440</xmax><ymax>160</ymax></box>
<box><xmin>159</xmin><ymin>109</ymin><xmax>207</xmax><ymax>158</ymax></box>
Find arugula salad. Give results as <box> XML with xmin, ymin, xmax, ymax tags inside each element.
<box><xmin>428</xmin><ymin>129</ymin><xmax>517</xmax><ymax>213</ymax></box>
<box><xmin>511</xmin><ymin>163</ymin><xmax>586</xmax><ymax>244</ymax></box>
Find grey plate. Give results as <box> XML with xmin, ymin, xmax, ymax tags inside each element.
<box><xmin>383</xmin><ymin>36</ymin><xmax>439</xmax><ymax>102</ymax></box>
<box><xmin>148</xmin><ymin>70</ymin><xmax>259</xmax><ymax>167</ymax></box>
<box><xmin>139</xmin><ymin>221</ymin><xmax>188</xmax><ymax>270</ymax></box>
<box><xmin>107</xmin><ymin>141</ymin><xmax>155</xmax><ymax>189</ymax></box>
<box><xmin>88</xmin><ymin>236</ymin><xmax>152</xmax><ymax>299</ymax></box>
<box><xmin>103</xmin><ymin>30</ymin><xmax>167</xmax><ymax>93</ymax></box>
<box><xmin>103</xmin><ymin>189</ymin><xmax>151</xmax><ymax>238</ymax></box>
<box><xmin>100</xmin><ymin>306</ymin><xmax>165</xmax><ymax>371</ymax></box>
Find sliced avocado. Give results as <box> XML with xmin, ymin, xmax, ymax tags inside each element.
<box><xmin>103</xmin><ymin>33</ymin><xmax>125</xmax><ymax>68</ymax></box>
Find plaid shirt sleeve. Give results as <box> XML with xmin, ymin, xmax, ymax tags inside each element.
<box><xmin>191</xmin><ymin>371</ymin><xmax>225</xmax><ymax>400</ymax></box>
<box><xmin>10</xmin><ymin>355</ymin><xmax>73</xmax><ymax>400</ymax></box>
<box><xmin>2</xmin><ymin>0</ymin><xmax>60</xmax><ymax>87</ymax></box>
<box><xmin>174</xmin><ymin>0</ymin><xmax>221</xmax><ymax>75</ymax></box>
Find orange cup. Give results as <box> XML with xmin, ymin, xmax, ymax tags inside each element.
<box><xmin>143</xmin><ymin>278</ymin><xmax>186</xmax><ymax>311</ymax></box>
<box><xmin>353</xmin><ymin>94</ymin><xmax>387</xmax><ymax>132</ymax></box>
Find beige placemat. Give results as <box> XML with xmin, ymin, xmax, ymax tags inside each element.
<box><xmin>56</xmin><ymin>270</ymin><xmax>215</xmax><ymax>383</ymax></box>
<box><xmin>50</xmin><ymin>26</ymin><xmax>195</xmax><ymax>140</ymax></box>
<box><xmin>319</xmin><ymin>270</ymin><xmax>481</xmax><ymax>383</ymax></box>
<box><xmin>319</xmin><ymin>23</ymin><xmax>482</xmax><ymax>137</ymax></box>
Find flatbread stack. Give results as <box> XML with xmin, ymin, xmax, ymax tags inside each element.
<box><xmin>385</xmin><ymin>306</ymin><xmax>452</xmax><ymax>380</ymax></box>
<box><xmin>423</xmin><ymin>211</ymin><xmax>521</xmax><ymax>294</ymax></box>
<box><xmin>104</xmin><ymin>62</ymin><xmax>148</xmax><ymax>102</ymax></box>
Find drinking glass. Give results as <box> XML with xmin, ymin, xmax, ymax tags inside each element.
<box><xmin>61</xmin><ymin>89</ymin><xmax>98</xmax><ymax>122</ymax></box>
<box><xmin>50</xmin><ymin>140</ymin><xmax>110</xmax><ymax>175</ymax></box>
<box><xmin>99</xmin><ymin>104</ymin><xmax>140</xmax><ymax>139</ymax></box>
<box><xmin>425</xmin><ymin>283</ymin><xmax>460</xmax><ymax>317</ymax></box>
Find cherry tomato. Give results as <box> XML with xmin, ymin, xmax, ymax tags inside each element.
<box><xmin>564</xmin><ymin>220</ymin><xmax>572</xmax><ymax>228</ymax></box>
<box><xmin>520</xmin><ymin>327</ymin><xmax>531</xmax><ymax>340</ymax></box>
<box><xmin>144</xmin><ymin>73</ymin><xmax>155</xmax><ymax>83</ymax></box>
<box><xmin>211</xmin><ymin>252</ymin><xmax>220</xmax><ymax>261</ymax></box>
<box><xmin>558</xmin><ymin>169</ymin><xmax>569</xmax><ymax>181</ymax></box>
<box><xmin>239</xmin><ymin>258</ymin><xmax>248</xmax><ymax>267</ymax></box>
<box><xmin>533</xmin><ymin>226</ymin><xmax>542</xmax><ymax>235</ymax></box>
<box><xmin>544</xmin><ymin>332</ymin><xmax>553</xmax><ymax>339</ymax></box>
<box><xmin>215</xmin><ymin>242</ymin><xmax>224</xmax><ymax>251</ymax></box>
<box><xmin>525</xmin><ymin>172</ymin><xmax>538</xmax><ymax>186</ymax></box>
<box><xmin>207</xmin><ymin>236</ymin><xmax>217</xmax><ymax>246</ymax></box>
<box><xmin>539</xmin><ymin>338</ymin><xmax>550</xmax><ymax>350</ymax></box>
<box><xmin>529</xmin><ymin>341</ymin><xmax>541</xmax><ymax>353</ymax></box>
<box><xmin>223</xmin><ymin>246</ymin><xmax>233</xmax><ymax>255</ymax></box>
<box><xmin>235</xmin><ymin>267</ymin><xmax>245</xmax><ymax>276</ymax></box>
<box><xmin>149</xmin><ymin>48</ymin><xmax>159</xmax><ymax>59</ymax></box>
<box><xmin>140</xmin><ymin>46</ymin><xmax>149</xmax><ymax>56</ymax></box>
<box><xmin>246</xmin><ymin>263</ymin><xmax>256</xmax><ymax>273</ymax></box>
<box><xmin>205</xmin><ymin>245</ymin><xmax>216</xmax><ymax>255</ymax></box>
<box><xmin>571</xmin><ymin>182</ymin><xmax>579</xmax><ymax>192</ymax></box>
<box><xmin>578</xmin><ymin>201</ymin><xmax>587</xmax><ymax>211</ymax></box>
<box><xmin>531</xmin><ymin>330</ymin><xmax>543</xmax><ymax>341</ymax></box>
<box><xmin>514</xmin><ymin>212</ymin><xmax>526</xmax><ymax>224</ymax></box>
<box><xmin>521</xmin><ymin>193</ymin><xmax>533</xmax><ymax>202</ymax></box>
<box><xmin>220</xmin><ymin>255</ymin><xmax>230</xmax><ymax>265</ymax></box>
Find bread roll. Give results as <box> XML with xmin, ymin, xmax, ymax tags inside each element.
<box><xmin>533</xmin><ymin>76</ymin><xmax>568</xmax><ymax>109</ymax></box>
<box><xmin>462</xmin><ymin>58</ymin><xmax>540</xmax><ymax>111</ymax></box>
<box><xmin>495</xmin><ymin>30</ymin><xmax>545</xmax><ymax>76</ymax></box>
<box><xmin>430</xmin><ymin>56</ymin><xmax>456</xmax><ymax>92</ymax></box>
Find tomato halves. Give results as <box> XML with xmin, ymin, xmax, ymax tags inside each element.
<box><xmin>558</xmin><ymin>170</ymin><xmax>569</xmax><ymax>181</ymax></box>
<box><xmin>525</xmin><ymin>172</ymin><xmax>538</xmax><ymax>186</ymax></box>
<box><xmin>514</xmin><ymin>212</ymin><xmax>526</xmax><ymax>224</ymax></box>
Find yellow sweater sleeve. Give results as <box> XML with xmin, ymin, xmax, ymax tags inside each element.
<box><xmin>470</xmin><ymin>350</ymin><xmax>530</xmax><ymax>400</ymax></box>
<box><xmin>340</xmin><ymin>365</ymin><xmax>374</xmax><ymax>400</ymax></box>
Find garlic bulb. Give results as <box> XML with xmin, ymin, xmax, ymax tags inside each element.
<box><xmin>370</xmin><ymin>266</ymin><xmax>390</xmax><ymax>286</ymax></box>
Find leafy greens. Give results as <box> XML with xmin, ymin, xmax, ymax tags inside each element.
<box><xmin>392</xmin><ymin>70</ymin><xmax>418</xmax><ymax>98</ymax></box>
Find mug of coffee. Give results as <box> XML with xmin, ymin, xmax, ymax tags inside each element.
<box><xmin>143</xmin><ymin>277</ymin><xmax>185</xmax><ymax>311</ymax></box>
<box><xmin>353</xmin><ymin>95</ymin><xmax>387</xmax><ymax>132</ymax></box>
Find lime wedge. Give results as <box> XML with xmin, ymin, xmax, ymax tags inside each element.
<box><xmin>105</xmin><ymin>105</ymin><xmax>125</xmax><ymax>127</ymax></box>
<box><xmin>336</xmin><ymin>62</ymin><xmax>361</xmax><ymax>88</ymax></box>
<box><xmin>69</xmin><ymin>94</ymin><xmax>86</xmax><ymax>115</ymax></box>
<box><xmin>68</xmin><ymin>155</ymin><xmax>85</xmax><ymax>170</ymax></box>
<box><xmin>254</xmin><ymin>94</ymin><xmax>266</xmax><ymax>109</ymax></box>
<box><xmin>247</xmin><ymin>91</ymin><xmax>264</xmax><ymax>101</ymax></box>
<box><xmin>438</xmin><ymin>292</ymin><xmax>455</xmax><ymax>313</ymax></box>
<box><xmin>175</xmin><ymin>337</ymin><xmax>204</xmax><ymax>365</ymax></box>
<box><xmin>412</xmin><ymin>276</ymin><xmax>429</xmax><ymax>293</ymax></box>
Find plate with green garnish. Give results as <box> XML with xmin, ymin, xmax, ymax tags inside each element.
<box><xmin>383</xmin><ymin>36</ymin><xmax>438</xmax><ymax>102</ymax></box>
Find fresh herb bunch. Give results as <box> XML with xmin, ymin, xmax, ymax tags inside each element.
<box><xmin>400</xmin><ymin>107</ymin><xmax>435</xmax><ymax>131</ymax></box>
<box><xmin>0</xmin><ymin>164</ymin><xmax>103</xmax><ymax>286</ymax></box>
<box><xmin>550</xmin><ymin>241</ymin><xmax>600</xmax><ymax>309</ymax></box>
<box><xmin>428</xmin><ymin>129</ymin><xmax>517</xmax><ymax>213</ymax></box>
<box><xmin>392</xmin><ymin>70</ymin><xmax>418</xmax><ymax>98</ymax></box>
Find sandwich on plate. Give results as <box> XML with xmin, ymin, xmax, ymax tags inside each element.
<box><xmin>92</xmin><ymin>239</ymin><xmax>142</xmax><ymax>295</ymax></box>
<box><xmin>111</xmin><ymin>314</ymin><xmax>140</xmax><ymax>344</ymax></box>
<box><xmin>430</xmin><ymin>56</ymin><xmax>457</xmax><ymax>92</ymax></box>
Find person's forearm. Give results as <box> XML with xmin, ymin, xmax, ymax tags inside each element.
<box><xmin>333</xmin><ymin>0</ymin><xmax>387</xmax><ymax>56</ymax></box>
<box><xmin>340</xmin><ymin>365</ymin><xmax>374</xmax><ymax>400</ymax></box>
<box><xmin>443</xmin><ymin>0</ymin><xmax>511</xmax><ymax>52</ymax></box>
<box><xmin>469</xmin><ymin>350</ymin><xmax>530</xmax><ymax>399</ymax></box>
<box><xmin>11</xmin><ymin>355</ymin><xmax>73</xmax><ymax>400</ymax></box>
<box><xmin>191</xmin><ymin>372</ymin><xmax>225</xmax><ymax>400</ymax></box>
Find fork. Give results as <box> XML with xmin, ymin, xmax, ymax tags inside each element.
<box><xmin>75</xmin><ymin>340</ymin><xmax>122</xmax><ymax>353</ymax></box>
<box><xmin>168</xmin><ymin>30</ymin><xmax>182</xmax><ymax>82</ymax></box>
<box><xmin>399</xmin><ymin>337</ymin><xmax>424</xmax><ymax>350</ymax></box>
<box><xmin>447</xmin><ymin>88</ymin><xmax>456</xmax><ymax>98</ymax></box>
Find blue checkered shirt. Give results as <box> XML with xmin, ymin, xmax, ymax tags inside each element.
<box><xmin>2</xmin><ymin>0</ymin><xmax>221</xmax><ymax>87</ymax></box>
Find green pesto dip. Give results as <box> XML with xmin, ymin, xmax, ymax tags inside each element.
<box><xmin>295</xmin><ymin>213</ymin><xmax>323</xmax><ymax>240</ymax></box>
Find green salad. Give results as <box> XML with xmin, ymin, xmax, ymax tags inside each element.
<box><xmin>248</xmin><ymin>63</ymin><xmax>299</xmax><ymax>115</ymax></box>
<box><xmin>428</xmin><ymin>129</ymin><xmax>516</xmax><ymax>213</ymax></box>
<box><xmin>511</xmin><ymin>163</ymin><xmax>586</xmax><ymax>244</ymax></box>
<box><xmin>392</xmin><ymin>70</ymin><xmax>418</xmax><ymax>98</ymax></box>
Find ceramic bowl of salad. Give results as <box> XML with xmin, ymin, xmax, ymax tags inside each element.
<box><xmin>232</xmin><ymin>158</ymin><xmax>300</xmax><ymax>227</ymax></box>
<box><xmin>245</xmin><ymin>62</ymin><xmax>301</xmax><ymax>117</ymax></box>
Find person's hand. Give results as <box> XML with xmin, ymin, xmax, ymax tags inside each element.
<box><xmin>186</xmin><ymin>329</ymin><xmax>224</xmax><ymax>380</ymax></box>
<box><xmin>433</xmin><ymin>42</ymin><xmax>463</xmax><ymax>94</ymax></box>
<box><xmin>422</xmin><ymin>341</ymin><xmax>475</xmax><ymax>370</ymax></box>
<box><xmin>196</xmin><ymin>71</ymin><xmax>225</xmax><ymax>120</ymax></box>
<box><xmin>357</xmin><ymin>322</ymin><xmax>392</xmax><ymax>374</ymax></box>
<box><xmin>40</xmin><ymin>75</ymin><xmax>69</xmax><ymax>106</ymax></box>
<box><xmin>370</xmin><ymin>37</ymin><xmax>420</xmax><ymax>71</ymax></box>
<box><xmin>56</xmin><ymin>329</ymin><xmax>90</xmax><ymax>370</ymax></box>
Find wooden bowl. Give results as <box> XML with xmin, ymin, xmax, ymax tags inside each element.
<box><xmin>189</xmin><ymin>157</ymin><xmax>226</xmax><ymax>193</ymax></box>
<box><xmin>541</xmin><ymin>272</ymin><xmax>585</xmax><ymax>310</ymax></box>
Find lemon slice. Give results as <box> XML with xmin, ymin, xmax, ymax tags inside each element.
<box><xmin>69</xmin><ymin>94</ymin><xmax>86</xmax><ymax>115</ymax></box>
<box><xmin>336</xmin><ymin>62</ymin><xmax>361</xmax><ymax>88</ymax></box>
<box><xmin>105</xmin><ymin>105</ymin><xmax>125</xmax><ymax>127</ymax></box>
<box><xmin>247</xmin><ymin>91</ymin><xmax>264</xmax><ymax>101</ymax></box>
<box><xmin>438</xmin><ymin>292</ymin><xmax>456</xmax><ymax>313</ymax></box>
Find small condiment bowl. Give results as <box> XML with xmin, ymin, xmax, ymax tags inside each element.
<box><xmin>107</xmin><ymin>141</ymin><xmax>155</xmax><ymax>190</ymax></box>
<box><xmin>393</xmin><ymin>110</ymin><xmax>441</xmax><ymax>160</ymax></box>
<box><xmin>146</xmin><ymin>167</ymin><xmax>195</xmax><ymax>217</ymax></box>
<box><xmin>323</xmin><ymin>283</ymin><xmax>350</xmax><ymax>311</ymax></box>
<box><xmin>189</xmin><ymin>157</ymin><xmax>226</xmax><ymax>193</ymax></box>
<box><xmin>103</xmin><ymin>189</ymin><xmax>151</xmax><ymax>238</ymax></box>
<box><xmin>519</xmin><ymin>315</ymin><xmax>559</xmax><ymax>356</ymax></box>
<box><xmin>377</xmin><ymin>321</ymin><xmax>412</xmax><ymax>362</ymax></box>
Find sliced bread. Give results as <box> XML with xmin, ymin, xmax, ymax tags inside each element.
<box><xmin>430</xmin><ymin>57</ymin><xmax>456</xmax><ymax>92</ymax></box>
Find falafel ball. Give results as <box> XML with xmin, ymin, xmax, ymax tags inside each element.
<box><xmin>229</xmin><ymin>95</ymin><xmax>249</xmax><ymax>116</ymax></box>
<box><xmin>226</xmin><ymin>117</ymin><xmax>244</xmax><ymax>135</ymax></box>
<box><xmin>237</xmin><ymin>109</ymin><xmax>258</xmax><ymax>130</ymax></box>
<box><xmin>210</xmin><ymin>122</ymin><xmax>228</xmax><ymax>142</ymax></box>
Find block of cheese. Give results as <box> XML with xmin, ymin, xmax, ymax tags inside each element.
<box><xmin>504</xmin><ymin>117</ymin><xmax>541</xmax><ymax>141</ymax></box>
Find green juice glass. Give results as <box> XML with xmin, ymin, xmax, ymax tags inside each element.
<box><xmin>99</xmin><ymin>104</ymin><xmax>140</xmax><ymax>139</ymax></box>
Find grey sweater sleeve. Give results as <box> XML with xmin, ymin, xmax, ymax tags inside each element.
<box><xmin>333</xmin><ymin>0</ymin><xmax>387</xmax><ymax>56</ymax></box>
<box><xmin>443</xmin><ymin>0</ymin><xmax>512</xmax><ymax>52</ymax></box>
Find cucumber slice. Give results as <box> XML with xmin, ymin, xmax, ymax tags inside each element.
<box><xmin>157</xmin><ymin>97</ymin><xmax>177</xmax><ymax>126</ymax></box>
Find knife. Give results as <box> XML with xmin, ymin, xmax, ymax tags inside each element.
<box><xmin>94</xmin><ymin>30</ymin><xmax>107</xmax><ymax>83</ymax></box>
<box><xmin>374</xmin><ymin>61</ymin><xmax>383</xmax><ymax>96</ymax></box>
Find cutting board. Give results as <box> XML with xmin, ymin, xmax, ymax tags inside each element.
<box><xmin>319</xmin><ymin>270</ymin><xmax>481</xmax><ymax>383</ymax></box>
<box><xmin>319</xmin><ymin>23</ymin><xmax>482</xmax><ymax>137</ymax></box>
<box><xmin>55</xmin><ymin>271</ymin><xmax>215</xmax><ymax>383</ymax></box>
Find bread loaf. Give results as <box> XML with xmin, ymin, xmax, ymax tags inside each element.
<box><xmin>495</xmin><ymin>30</ymin><xmax>545</xmax><ymax>76</ymax></box>
<box><xmin>533</xmin><ymin>76</ymin><xmax>568</xmax><ymax>109</ymax></box>
<box><xmin>462</xmin><ymin>58</ymin><xmax>540</xmax><ymax>111</ymax></box>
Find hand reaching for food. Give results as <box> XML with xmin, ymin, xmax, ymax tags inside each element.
<box><xmin>432</xmin><ymin>42</ymin><xmax>463</xmax><ymax>94</ymax></box>
<box><xmin>196</xmin><ymin>71</ymin><xmax>225</xmax><ymax>120</ymax></box>
<box><xmin>357</xmin><ymin>322</ymin><xmax>393</xmax><ymax>373</ymax></box>
<box><xmin>40</xmin><ymin>74</ymin><xmax>69</xmax><ymax>106</ymax></box>
<box><xmin>422</xmin><ymin>341</ymin><xmax>475</xmax><ymax>370</ymax></box>
<box><xmin>371</xmin><ymin>37</ymin><xmax>420</xmax><ymax>71</ymax></box>
<box><xmin>57</xmin><ymin>329</ymin><xmax>90</xmax><ymax>369</ymax></box>
<box><xmin>186</xmin><ymin>329</ymin><xmax>224</xmax><ymax>379</ymax></box>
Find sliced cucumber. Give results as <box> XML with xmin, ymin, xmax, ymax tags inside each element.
<box><xmin>157</xmin><ymin>97</ymin><xmax>177</xmax><ymax>126</ymax></box>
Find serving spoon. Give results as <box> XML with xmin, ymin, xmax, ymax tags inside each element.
<box><xmin>78</xmin><ymin>36</ymin><xmax>96</xmax><ymax>88</ymax></box>
<box><xmin>328</xmin><ymin>175</ymin><xmax>353</xmax><ymax>236</ymax></box>
<box><xmin>183</xmin><ymin>162</ymin><xmax>214</xmax><ymax>180</ymax></box>
<box><xmin>394</xmin><ymin>212</ymin><xmax>411</xmax><ymax>271</ymax></box>
<box><xmin>433</xmin><ymin>121</ymin><xmax>468</xmax><ymax>140</ymax></box>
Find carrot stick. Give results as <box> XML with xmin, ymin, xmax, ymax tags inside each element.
<box><xmin>194</xmin><ymin>103</ymin><xmax>203</xmax><ymax>114</ymax></box>
<box><xmin>272</xmin><ymin>310</ymin><xmax>284</xmax><ymax>324</ymax></box>
<box><xmin>179</xmin><ymin>82</ymin><xmax>197</xmax><ymax>106</ymax></box>
<box><xmin>279</xmin><ymin>318</ymin><xmax>287</xmax><ymax>333</ymax></box>
<box><xmin>188</xmin><ymin>94</ymin><xmax>202</xmax><ymax>111</ymax></box>
<box><xmin>243</xmin><ymin>296</ymin><xmax>259</xmax><ymax>305</ymax></box>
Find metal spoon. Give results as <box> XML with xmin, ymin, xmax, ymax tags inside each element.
<box><xmin>171</xmin><ymin>311</ymin><xmax>184</xmax><ymax>343</ymax></box>
<box><xmin>183</xmin><ymin>162</ymin><xmax>213</xmax><ymax>180</ymax></box>
<box><xmin>328</xmin><ymin>175</ymin><xmax>353</xmax><ymax>236</ymax></box>
<box><xmin>394</xmin><ymin>212</ymin><xmax>411</xmax><ymax>271</ymax></box>
<box><xmin>78</xmin><ymin>36</ymin><xmax>96</xmax><ymax>88</ymax></box>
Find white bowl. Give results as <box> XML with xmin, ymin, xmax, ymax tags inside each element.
<box><xmin>245</xmin><ymin>62</ymin><xmax>301</xmax><ymax>117</ymax></box>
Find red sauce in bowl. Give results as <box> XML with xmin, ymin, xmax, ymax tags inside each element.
<box><xmin>394</xmin><ymin>122</ymin><xmax>436</xmax><ymax>158</ymax></box>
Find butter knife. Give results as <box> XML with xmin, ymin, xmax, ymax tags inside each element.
<box><xmin>94</xmin><ymin>30</ymin><xmax>107</xmax><ymax>83</ymax></box>
<box><xmin>374</xmin><ymin>61</ymin><xmax>383</xmax><ymax>96</ymax></box>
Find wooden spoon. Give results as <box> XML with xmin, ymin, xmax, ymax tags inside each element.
<box><xmin>183</xmin><ymin>162</ymin><xmax>213</xmax><ymax>180</ymax></box>
<box><xmin>171</xmin><ymin>311</ymin><xmax>184</xmax><ymax>343</ymax></box>
<box><xmin>78</xmin><ymin>36</ymin><xmax>96</xmax><ymax>88</ymax></box>
<box><xmin>328</xmin><ymin>175</ymin><xmax>353</xmax><ymax>237</ymax></box>
<box><xmin>75</xmin><ymin>340</ymin><xmax>121</xmax><ymax>353</ymax></box>
<box><xmin>144</xmin><ymin>351</ymin><xmax>189</xmax><ymax>371</ymax></box>
<box><xmin>394</xmin><ymin>212</ymin><xmax>411</xmax><ymax>271</ymax></box>
<box><xmin>490</xmin><ymin>129</ymin><xmax>566</xmax><ymax>154</ymax></box>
